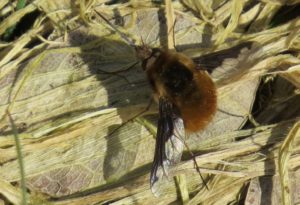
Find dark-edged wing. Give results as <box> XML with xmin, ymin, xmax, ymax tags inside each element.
<box><xmin>150</xmin><ymin>97</ymin><xmax>185</xmax><ymax>196</ymax></box>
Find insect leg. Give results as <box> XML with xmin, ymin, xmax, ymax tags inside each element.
<box><xmin>174</xmin><ymin>133</ymin><xmax>209</xmax><ymax>190</ymax></box>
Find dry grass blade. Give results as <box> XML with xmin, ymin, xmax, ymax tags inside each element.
<box><xmin>278</xmin><ymin>121</ymin><xmax>300</xmax><ymax>205</ymax></box>
<box><xmin>0</xmin><ymin>177</ymin><xmax>23</xmax><ymax>205</ymax></box>
<box><xmin>215</xmin><ymin>0</ymin><xmax>245</xmax><ymax>45</ymax></box>
<box><xmin>165</xmin><ymin>0</ymin><xmax>175</xmax><ymax>50</ymax></box>
<box><xmin>1</xmin><ymin>0</ymin><xmax>300</xmax><ymax>204</ymax></box>
<box><xmin>175</xmin><ymin>174</ymin><xmax>189</xmax><ymax>204</ymax></box>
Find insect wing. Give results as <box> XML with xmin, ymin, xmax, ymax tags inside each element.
<box><xmin>150</xmin><ymin>98</ymin><xmax>185</xmax><ymax>196</ymax></box>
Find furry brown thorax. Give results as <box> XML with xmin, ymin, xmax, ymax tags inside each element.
<box><xmin>141</xmin><ymin>48</ymin><xmax>217</xmax><ymax>133</ymax></box>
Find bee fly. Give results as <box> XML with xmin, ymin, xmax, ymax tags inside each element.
<box><xmin>94</xmin><ymin>10</ymin><xmax>217</xmax><ymax>196</ymax></box>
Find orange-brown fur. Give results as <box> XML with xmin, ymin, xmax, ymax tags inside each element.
<box><xmin>145</xmin><ymin>50</ymin><xmax>217</xmax><ymax>133</ymax></box>
<box><xmin>178</xmin><ymin>70</ymin><xmax>216</xmax><ymax>132</ymax></box>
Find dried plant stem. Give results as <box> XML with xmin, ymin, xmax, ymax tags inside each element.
<box><xmin>164</xmin><ymin>0</ymin><xmax>175</xmax><ymax>50</ymax></box>
<box><xmin>6</xmin><ymin>111</ymin><xmax>28</xmax><ymax>205</ymax></box>
<box><xmin>278</xmin><ymin>121</ymin><xmax>300</xmax><ymax>205</ymax></box>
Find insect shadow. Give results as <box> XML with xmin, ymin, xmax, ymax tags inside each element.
<box><xmin>65</xmin><ymin>7</ymin><xmax>255</xmax><ymax>198</ymax></box>
<box><xmin>66</xmin><ymin>29</ymin><xmax>155</xmax><ymax>194</ymax></box>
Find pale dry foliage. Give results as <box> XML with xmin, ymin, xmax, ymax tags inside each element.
<box><xmin>0</xmin><ymin>0</ymin><xmax>300</xmax><ymax>205</ymax></box>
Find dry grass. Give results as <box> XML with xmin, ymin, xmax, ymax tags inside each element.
<box><xmin>0</xmin><ymin>0</ymin><xmax>300</xmax><ymax>204</ymax></box>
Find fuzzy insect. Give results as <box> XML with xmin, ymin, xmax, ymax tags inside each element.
<box><xmin>94</xmin><ymin>10</ymin><xmax>217</xmax><ymax>196</ymax></box>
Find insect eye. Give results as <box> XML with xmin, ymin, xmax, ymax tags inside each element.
<box><xmin>150</xmin><ymin>48</ymin><xmax>161</xmax><ymax>58</ymax></box>
<box><xmin>142</xmin><ymin>48</ymin><xmax>162</xmax><ymax>71</ymax></box>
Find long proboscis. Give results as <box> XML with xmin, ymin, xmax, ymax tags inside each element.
<box><xmin>94</xmin><ymin>10</ymin><xmax>136</xmax><ymax>48</ymax></box>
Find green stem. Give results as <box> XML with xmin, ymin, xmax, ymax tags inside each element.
<box><xmin>3</xmin><ymin>0</ymin><xmax>27</xmax><ymax>41</ymax></box>
<box><xmin>6</xmin><ymin>111</ymin><xmax>28</xmax><ymax>205</ymax></box>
